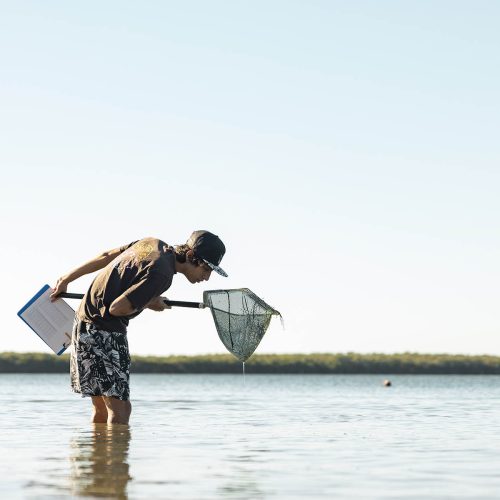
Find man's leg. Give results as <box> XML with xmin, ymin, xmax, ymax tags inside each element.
<box><xmin>91</xmin><ymin>396</ymin><xmax>108</xmax><ymax>423</ymax></box>
<box><xmin>103</xmin><ymin>396</ymin><xmax>132</xmax><ymax>425</ymax></box>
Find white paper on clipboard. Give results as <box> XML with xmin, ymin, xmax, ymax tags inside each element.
<box><xmin>18</xmin><ymin>284</ymin><xmax>76</xmax><ymax>355</ymax></box>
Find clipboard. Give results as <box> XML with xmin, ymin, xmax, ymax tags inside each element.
<box><xmin>18</xmin><ymin>284</ymin><xmax>76</xmax><ymax>355</ymax></box>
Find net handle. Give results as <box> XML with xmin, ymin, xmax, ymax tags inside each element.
<box><xmin>59</xmin><ymin>292</ymin><xmax>205</xmax><ymax>309</ymax></box>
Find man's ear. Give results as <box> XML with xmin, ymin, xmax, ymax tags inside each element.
<box><xmin>186</xmin><ymin>249</ymin><xmax>195</xmax><ymax>262</ymax></box>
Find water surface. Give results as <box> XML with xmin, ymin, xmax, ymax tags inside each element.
<box><xmin>1</xmin><ymin>373</ymin><xmax>499</xmax><ymax>499</ymax></box>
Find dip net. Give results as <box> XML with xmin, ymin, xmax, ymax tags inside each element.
<box><xmin>203</xmin><ymin>288</ymin><xmax>282</xmax><ymax>362</ymax></box>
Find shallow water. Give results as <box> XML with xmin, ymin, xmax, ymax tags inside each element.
<box><xmin>1</xmin><ymin>373</ymin><xmax>500</xmax><ymax>499</ymax></box>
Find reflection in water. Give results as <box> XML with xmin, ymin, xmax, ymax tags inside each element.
<box><xmin>217</xmin><ymin>440</ymin><xmax>267</xmax><ymax>499</ymax></box>
<box><xmin>218</xmin><ymin>463</ymin><xmax>266</xmax><ymax>499</ymax></box>
<box><xmin>70</xmin><ymin>424</ymin><xmax>132</xmax><ymax>499</ymax></box>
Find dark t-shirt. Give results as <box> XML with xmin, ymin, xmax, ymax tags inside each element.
<box><xmin>77</xmin><ymin>238</ymin><xmax>176</xmax><ymax>333</ymax></box>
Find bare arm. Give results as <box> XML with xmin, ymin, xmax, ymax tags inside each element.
<box><xmin>50</xmin><ymin>246</ymin><xmax>124</xmax><ymax>301</ymax></box>
<box><xmin>109</xmin><ymin>295</ymin><xmax>171</xmax><ymax>317</ymax></box>
<box><xmin>109</xmin><ymin>294</ymin><xmax>137</xmax><ymax>316</ymax></box>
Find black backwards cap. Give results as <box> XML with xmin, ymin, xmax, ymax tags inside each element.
<box><xmin>187</xmin><ymin>230</ymin><xmax>228</xmax><ymax>277</ymax></box>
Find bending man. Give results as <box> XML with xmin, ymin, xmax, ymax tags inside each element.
<box><xmin>51</xmin><ymin>231</ymin><xmax>227</xmax><ymax>425</ymax></box>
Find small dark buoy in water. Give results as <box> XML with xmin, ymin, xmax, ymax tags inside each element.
<box><xmin>383</xmin><ymin>379</ymin><xmax>392</xmax><ymax>387</ymax></box>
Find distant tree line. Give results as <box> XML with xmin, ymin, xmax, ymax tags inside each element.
<box><xmin>1</xmin><ymin>352</ymin><xmax>500</xmax><ymax>374</ymax></box>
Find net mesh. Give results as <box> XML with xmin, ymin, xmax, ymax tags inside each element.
<box><xmin>203</xmin><ymin>288</ymin><xmax>282</xmax><ymax>362</ymax></box>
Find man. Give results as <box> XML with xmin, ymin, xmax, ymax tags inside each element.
<box><xmin>50</xmin><ymin>230</ymin><xmax>227</xmax><ymax>425</ymax></box>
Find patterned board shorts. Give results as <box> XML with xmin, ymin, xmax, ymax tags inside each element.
<box><xmin>70</xmin><ymin>318</ymin><xmax>131</xmax><ymax>401</ymax></box>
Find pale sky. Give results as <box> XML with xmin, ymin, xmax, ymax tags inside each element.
<box><xmin>2</xmin><ymin>1</ymin><xmax>499</xmax><ymax>356</ymax></box>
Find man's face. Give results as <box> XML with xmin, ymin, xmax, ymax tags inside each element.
<box><xmin>186</xmin><ymin>260</ymin><xmax>212</xmax><ymax>284</ymax></box>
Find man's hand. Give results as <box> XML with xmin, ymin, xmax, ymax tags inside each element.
<box><xmin>50</xmin><ymin>277</ymin><xmax>69</xmax><ymax>302</ymax></box>
<box><xmin>145</xmin><ymin>296</ymin><xmax>171</xmax><ymax>312</ymax></box>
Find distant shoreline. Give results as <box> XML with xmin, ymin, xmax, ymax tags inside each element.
<box><xmin>1</xmin><ymin>352</ymin><xmax>500</xmax><ymax>374</ymax></box>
